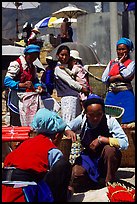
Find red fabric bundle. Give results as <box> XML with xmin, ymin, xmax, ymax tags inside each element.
<box><xmin>2</xmin><ymin>126</ymin><xmax>31</xmax><ymax>142</ymax></box>
<box><xmin>107</xmin><ymin>182</ymin><xmax>135</xmax><ymax>202</ymax></box>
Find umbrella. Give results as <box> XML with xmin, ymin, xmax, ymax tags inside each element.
<box><xmin>35</xmin><ymin>16</ymin><xmax>57</xmax><ymax>28</ymax></box>
<box><xmin>51</xmin><ymin>18</ymin><xmax>77</xmax><ymax>28</ymax></box>
<box><xmin>47</xmin><ymin>42</ymin><xmax>100</xmax><ymax>65</ymax></box>
<box><xmin>2</xmin><ymin>2</ymin><xmax>40</xmax><ymax>40</ymax></box>
<box><xmin>52</xmin><ymin>3</ymin><xmax>87</xmax><ymax>19</ymax></box>
<box><xmin>2</xmin><ymin>45</ymin><xmax>45</xmax><ymax>70</ymax></box>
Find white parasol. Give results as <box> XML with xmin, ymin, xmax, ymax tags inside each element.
<box><xmin>2</xmin><ymin>45</ymin><xmax>45</xmax><ymax>70</ymax></box>
<box><xmin>2</xmin><ymin>2</ymin><xmax>40</xmax><ymax>40</ymax></box>
<box><xmin>52</xmin><ymin>3</ymin><xmax>87</xmax><ymax>19</ymax></box>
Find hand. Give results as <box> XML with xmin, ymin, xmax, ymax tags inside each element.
<box><xmin>89</xmin><ymin>138</ymin><xmax>100</xmax><ymax>152</ymax></box>
<box><xmin>65</xmin><ymin>130</ymin><xmax>77</xmax><ymax>142</ymax></box>
<box><xmin>118</xmin><ymin>53</ymin><xmax>127</xmax><ymax>64</ymax></box>
<box><xmin>36</xmin><ymin>86</ymin><xmax>43</xmax><ymax>93</ymax></box>
<box><xmin>81</xmin><ymin>87</ymin><xmax>90</xmax><ymax>96</ymax></box>
<box><xmin>59</xmin><ymin>65</ymin><xmax>65</xmax><ymax>69</ymax></box>
<box><xmin>24</xmin><ymin>81</ymin><xmax>33</xmax><ymax>89</ymax></box>
<box><xmin>19</xmin><ymin>81</ymin><xmax>34</xmax><ymax>89</ymax></box>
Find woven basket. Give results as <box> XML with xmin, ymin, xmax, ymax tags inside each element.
<box><xmin>87</xmin><ymin>64</ymin><xmax>107</xmax><ymax>98</ymax></box>
<box><xmin>105</xmin><ymin>105</ymin><xmax>125</xmax><ymax>124</ymax></box>
<box><xmin>58</xmin><ymin>138</ymin><xmax>72</xmax><ymax>161</ymax></box>
<box><xmin>120</xmin><ymin>128</ymin><xmax>135</xmax><ymax>167</ymax></box>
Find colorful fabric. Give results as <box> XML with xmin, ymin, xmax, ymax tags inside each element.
<box><xmin>16</xmin><ymin>57</ymin><xmax>35</xmax><ymax>83</ymax></box>
<box><xmin>116</xmin><ymin>37</ymin><xmax>134</xmax><ymax>51</ymax></box>
<box><xmin>31</xmin><ymin>108</ymin><xmax>66</xmax><ymax>134</ymax></box>
<box><xmin>102</xmin><ymin>59</ymin><xmax>135</xmax><ymax>83</ymax></box>
<box><xmin>108</xmin><ymin>59</ymin><xmax>132</xmax><ymax>76</ymax></box>
<box><xmin>75</xmin><ymin>151</ymin><xmax>100</xmax><ymax>183</ymax></box>
<box><xmin>107</xmin><ymin>182</ymin><xmax>135</xmax><ymax>202</ymax></box>
<box><xmin>41</xmin><ymin>69</ymin><xmax>55</xmax><ymax>95</ymax></box>
<box><xmin>18</xmin><ymin>92</ymin><xmax>44</xmax><ymax>126</ymax></box>
<box><xmin>2</xmin><ymin>185</ymin><xmax>26</xmax><ymax>202</ymax></box>
<box><xmin>65</xmin><ymin>114</ymin><xmax>129</xmax><ymax>150</ymax></box>
<box><xmin>24</xmin><ymin>44</ymin><xmax>40</xmax><ymax>54</ymax></box>
<box><xmin>105</xmin><ymin>90</ymin><xmax>135</xmax><ymax>123</ymax></box>
<box><xmin>4</xmin><ymin>135</ymin><xmax>56</xmax><ymax>173</ymax></box>
<box><xmin>61</xmin><ymin>96</ymin><xmax>82</xmax><ymax>123</ymax></box>
<box><xmin>23</xmin><ymin>180</ymin><xmax>54</xmax><ymax>202</ymax></box>
<box><xmin>2</xmin><ymin>179</ymin><xmax>54</xmax><ymax>202</ymax></box>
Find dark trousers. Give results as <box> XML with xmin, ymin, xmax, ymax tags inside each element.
<box><xmin>10</xmin><ymin>109</ymin><xmax>21</xmax><ymax>126</ymax></box>
<box><xmin>71</xmin><ymin>145</ymin><xmax>122</xmax><ymax>191</ymax></box>
<box><xmin>99</xmin><ymin>145</ymin><xmax>122</xmax><ymax>183</ymax></box>
<box><xmin>43</xmin><ymin>157</ymin><xmax>72</xmax><ymax>202</ymax></box>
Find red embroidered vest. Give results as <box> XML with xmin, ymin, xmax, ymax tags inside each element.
<box><xmin>16</xmin><ymin>58</ymin><xmax>35</xmax><ymax>83</ymax></box>
<box><xmin>108</xmin><ymin>59</ymin><xmax>132</xmax><ymax>76</ymax></box>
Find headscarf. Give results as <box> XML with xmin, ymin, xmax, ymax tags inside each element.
<box><xmin>31</xmin><ymin>108</ymin><xmax>66</xmax><ymax>134</ymax></box>
<box><xmin>24</xmin><ymin>44</ymin><xmax>40</xmax><ymax>54</ymax></box>
<box><xmin>83</xmin><ymin>94</ymin><xmax>105</xmax><ymax>112</ymax></box>
<box><xmin>116</xmin><ymin>37</ymin><xmax>134</xmax><ymax>51</ymax></box>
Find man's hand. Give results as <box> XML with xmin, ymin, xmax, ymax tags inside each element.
<box><xmin>89</xmin><ymin>138</ymin><xmax>100</xmax><ymax>152</ymax></box>
<box><xmin>65</xmin><ymin>130</ymin><xmax>77</xmax><ymax>142</ymax></box>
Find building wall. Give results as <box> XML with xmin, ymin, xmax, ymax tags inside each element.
<box><xmin>77</xmin><ymin>11</ymin><xmax>135</xmax><ymax>93</ymax></box>
<box><xmin>77</xmin><ymin>11</ymin><xmax>135</xmax><ymax>64</ymax></box>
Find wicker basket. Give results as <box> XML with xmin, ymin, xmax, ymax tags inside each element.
<box><xmin>120</xmin><ymin>128</ymin><xmax>135</xmax><ymax>167</ymax></box>
<box><xmin>57</xmin><ymin>137</ymin><xmax>72</xmax><ymax>161</ymax></box>
<box><xmin>87</xmin><ymin>64</ymin><xmax>107</xmax><ymax>98</ymax></box>
<box><xmin>105</xmin><ymin>105</ymin><xmax>125</xmax><ymax>124</ymax></box>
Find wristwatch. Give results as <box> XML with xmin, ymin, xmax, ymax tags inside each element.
<box><xmin>98</xmin><ymin>135</ymin><xmax>102</xmax><ymax>144</ymax></box>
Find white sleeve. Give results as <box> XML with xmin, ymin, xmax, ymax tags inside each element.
<box><xmin>106</xmin><ymin>115</ymin><xmax>129</xmax><ymax>150</ymax></box>
<box><xmin>120</xmin><ymin>61</ymin><xmax>135</xmax><ymax>79</ymax></box>
<box><xmin>102</xmin><ymin>62</ymin><xmax>111</xmax><ymax>83</ymax></box>
<box><xmin>5</xmin><ymin>61</ymin><xmax>20</xmax><ymax>79</ymax></box>
<box><xmin>55</xmin><ymin>66</ymin><xmax>82</xmax><ymax>91</ymax></box>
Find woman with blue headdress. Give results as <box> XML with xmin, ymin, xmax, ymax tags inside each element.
<box><xmin>4</xmin><ymin>44</ymin><xmax>46</xmax><ymax>127</ymax></box>
<box><xmin>102</xmin><ymin>37</ymin><xmax>135</xmax><ymax>124</ymax></box>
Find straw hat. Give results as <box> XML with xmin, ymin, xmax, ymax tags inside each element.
<box><xmin>70</xmin><ymin>50</ymin><xmax>82</xmax><ymax>60</ymax></box>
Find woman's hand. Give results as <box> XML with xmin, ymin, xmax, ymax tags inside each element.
<box><xmin>118</xmin><ymin>53</ymin><xmax>127</xmax><ymax>64</ymax></box>
<box><xmin>36</xmin><ymin>86</ymin><xmax>44</xmax><ymax>93</ymax></box>
<box><xmin>65</xmin><ymin>130</ymin><xmax>77</xmax><ymax>142</ymax></box>
<box><xmin>19</xmin><ymin>81</ymin><xmax>34</xmax><ymax>89</ymax></box>
<box><xmin>81</xmin><ymin>87</ymin><xmax>90</xmax><ymax>96</ymax></box>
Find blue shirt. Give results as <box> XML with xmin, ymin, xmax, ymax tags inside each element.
<box><xmin>65</xmin><ymin>113</ymin><xmax>129</xmax><ymax>150</ymax></box>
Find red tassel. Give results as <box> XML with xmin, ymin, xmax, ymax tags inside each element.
<box><xmin>107</xmin><ymin>183</ymin><xmax>135</xmax><ymax>202</ymax></box>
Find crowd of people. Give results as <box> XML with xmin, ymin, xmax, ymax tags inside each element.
<box><xmin>2</xmin><ymin>36</ymin><xmax>135</xmax><ymax>202</ymax></box>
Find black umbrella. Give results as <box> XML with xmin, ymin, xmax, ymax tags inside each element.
<box><xmin>47</xmin><ymin>42</ymin><xmax>100</xmax><ymax>65</ymax></box>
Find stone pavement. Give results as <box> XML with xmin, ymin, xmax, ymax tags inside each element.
<box><xmin>68</xmin><ymin>167</ymin><xmax>135</xmax><ymax>202</ymax></box>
